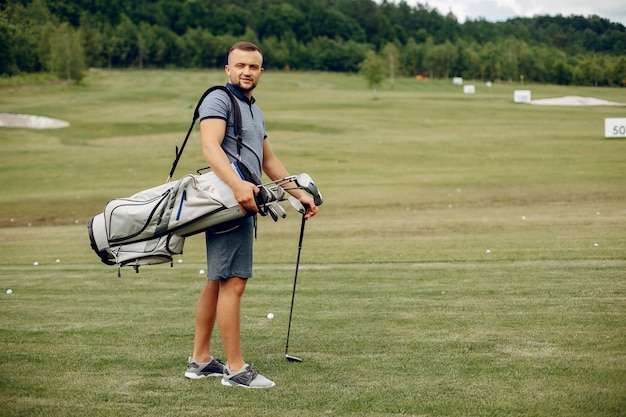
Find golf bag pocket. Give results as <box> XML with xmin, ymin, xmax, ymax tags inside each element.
<box><xmin>102</xmin><ymin>233</ymin><xmax>185</xmax><ymax>275</ymax></box>
<box><xmin>106</xmin><ymin>190</ymin><xmax>172</xmax><ymax>243</ymax></box>
<box><xmin>103</xmin><ymin>178</ymin><xmax>189</xmax><ymax>245</ymax></box>
<box><xmin>89</xmin><ymin>214</ymin><xmax>185</xmax><ymax>275</ymax></box>
<box><xmin>113</xmin><ymin>233</ymin><xmax>185</xmax><ymax>268</ymax></box>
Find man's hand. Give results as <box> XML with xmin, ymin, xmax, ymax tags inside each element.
<box><xmin>232</xmin><ymin>180</ymin><xmax>260</xmax><ymax>214</ymax></box>
<box><xmin>298</xmin><ymin>194</ymin><xmax>319</xmax><ymax>220</ymax></box>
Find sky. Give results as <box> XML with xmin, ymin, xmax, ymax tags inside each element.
<box><xmin>399</xmin><ymin>0</ymin><xmax>626</xmax><ymax>26</ymax></box>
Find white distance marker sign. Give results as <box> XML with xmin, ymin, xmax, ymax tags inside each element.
<box><xmin>514</xmin><ymin>90</ymin><xmax>531</xmax><ymax>103</ymax></box>
<box><xmin>605</xmin><ymin>118</ymin><xmax>626</xmax><ymax>138</ymax></box>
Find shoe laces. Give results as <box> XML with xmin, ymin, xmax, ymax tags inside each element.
<box><xmin>243</xmin><ymin>364</ymin><xmax>259</xmax><ymax>379</ymax></box>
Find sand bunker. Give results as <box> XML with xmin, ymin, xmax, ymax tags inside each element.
<box><xmin>0</xmin><ymin>113</ymin><xmax>69</xmax><ymax>129</ymax></box>
<box><xmin>530</xmin><ymin>96</ymin><xmax>625</xmax><ymax>106</ymax></box>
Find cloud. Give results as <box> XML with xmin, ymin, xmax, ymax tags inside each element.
<box><xmin>410</xmin><ymin>0</ymin><xmax>626</xmax><ymax>25</ymax></box>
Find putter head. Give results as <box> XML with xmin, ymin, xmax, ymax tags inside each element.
<box><xmin>288</xmin><ymin>196</ymin><xmax>306</xmax><ymax>215</ymax></box>
<box><xmin>285</xmin><ymin>354</ymin><xmax>302</xmax><ymax>363</ymax></box>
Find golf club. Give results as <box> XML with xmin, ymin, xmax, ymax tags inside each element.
<box><xmin>269</xmin><ymin>201</ymin><xmax>287</xmax><ymax>218</ymax></box>
<box><xmin>285</xmin><ymin>197</ymin><xmax>306</xmax><ymax>363</ymax></box>
<box><xmin>295</xmin><ymin>173</ymin><xmax>318</xmax><ymax>196</ymax></box>
<box><xmin>280</xmin><ymin>173</ymin><xmax>323</xmax><ymax>206</ymax></box>
<box><xmin>267</xmin><ymin>203</ymin><xmax>278</xmax><ymax>221</ymax></box>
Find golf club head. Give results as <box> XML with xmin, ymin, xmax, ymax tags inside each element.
<box><xmin>270</xmin><ymin>201</ymin><xmax>287</xmax><ymax>218</ymax></box>
<box><xmin>272</xmin><ymin>185</ymin><xmax>285</xmax><ymax>201</ymax></box>
<box><xmin>295</xmin><ymin>173</ymin><xmax>319</xmax><ymax>197</ymax></box>
<box><xmin>313</xmin><ymin>190</ymin><xmax>323</xmax><ymax>206</ymax></box>
<box><xmin>288</xmin><ymin>196</ymin><xmax>306</xmax><ymax>215</ymax></box>
<box><xmin>267</xmin><ymin>204</ymin><xmax>278</xmax><ymax>222</ymax></box>
<box><xmin>285</xmin><ymin>354</ymin><xmax>302</xmax><ymax>363</ymax></box>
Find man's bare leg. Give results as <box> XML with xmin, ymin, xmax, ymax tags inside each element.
<box><xmin>191</xmin><ymin>280</ymin><xmax>219</xmax><ymax>363</ymax></box>
<box><xmin>216</xmin><ymin>277</ymin><xmax>247</xmax><ymax>371</ymax></box>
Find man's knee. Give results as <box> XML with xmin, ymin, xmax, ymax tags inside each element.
<box><xmin>221</xmin><ymin>277</ymin><xmax>247</xmax><ymax>297</ymax></box>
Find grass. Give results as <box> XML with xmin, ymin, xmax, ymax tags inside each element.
<box><xmin>0</xmin><ymin>70</ymin><xmax>625</xmax><ymax>416</ymax></box>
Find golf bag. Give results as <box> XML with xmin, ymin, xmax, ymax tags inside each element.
<box><xmin>88</xmin><ymin>86</ymin><xmax>264</xmax><ymax>274</ymax></box>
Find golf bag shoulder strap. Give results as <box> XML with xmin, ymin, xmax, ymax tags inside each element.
<box><xmin>167</xmin><ymin>85</ymin><xmax>243</xmax><ymax>181</ymax></box>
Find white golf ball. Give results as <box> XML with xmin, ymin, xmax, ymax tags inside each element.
<box><xmin>33</xmin><ymin>261</ymin><xmax>39</xmax><ymax>266</ymax></box>
<box><xmin>485</xmin><ymin>249</ymin><xmax>491</xmax><ymax>254</ymax></box>
<box><xmin>267</xmin><ymin>313</ymin><xmax>274</xmax><ymax>320</ymax></box>
<box><xmin>199</xmin><ymin>269</ymin><xmax>205</xmax><ymax>274</ymax></box>
<box><xmin>6</xmin><ymin>289</ymin><xmax>13</xmax><ymax>295</ymax></box>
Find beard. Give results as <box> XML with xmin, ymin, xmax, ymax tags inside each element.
<box><xmin>233</xmin><ymin>82</ymin><xmax>256</xmax><ymax>93</ymax></box>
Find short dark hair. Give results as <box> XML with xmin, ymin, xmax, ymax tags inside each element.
<box><xmin>229</xmin><ymin>41</ymin><xmax>262</xmax><ymax>56</ymax></box>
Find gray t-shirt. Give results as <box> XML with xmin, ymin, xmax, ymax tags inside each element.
<box><xmin>197</xmin><ymin>83</ymin><xmax>266</xmax><ymax>178</ymax></box>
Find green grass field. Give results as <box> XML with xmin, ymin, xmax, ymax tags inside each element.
<box><xmin>1</xmin><ymin>70</ymin><xmax>625</xmax><ymax>416</ymax></box>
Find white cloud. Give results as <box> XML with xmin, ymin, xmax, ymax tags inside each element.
<box><xmin>402</xmin><ymin>0</ymin><xmax>626</xmax><ymax>25</ymax></box>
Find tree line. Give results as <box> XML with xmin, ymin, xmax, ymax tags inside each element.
<box><xmin>1</xmin><ymin>0</ymin><xmax>625</xmax><ymax>87</ymax></box>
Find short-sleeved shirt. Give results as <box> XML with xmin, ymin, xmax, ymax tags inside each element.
<box><xmin>197</xmin><ymin>83</ymin><xmax>266</xmax><ymax>178</ymax></box>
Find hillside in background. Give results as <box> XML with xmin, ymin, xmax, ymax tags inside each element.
<box><xmin>1</xmin><ymin>0</ymin><xmax>625</xmax><ymax>86</ymax></box>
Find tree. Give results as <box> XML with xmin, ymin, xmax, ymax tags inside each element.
<box><xmin>382</xmin><ymin>42</ymin><xmax>399</xmax><ymax>89</ymax></box>
<box><xmin>359</xmin><ymin>50</ymin><xmax>386</xmax><ymax>99</ymax></box>
<box><xmin>49</xmin><ymin>22</ymin><xmax>86</xmax><ymax>82</ymax></box>
<box><xmin>79</xmin><ymin>12</ymin><xmax>104</xmax><ymax>68</ymax></box>
<box><xmin>0</xmin><ymin>19</ymin><xmax>18</xmax><ymax>75</ymax></box>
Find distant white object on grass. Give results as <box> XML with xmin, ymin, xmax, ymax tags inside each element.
<box><xmin>463</xmin><ymin>85</ymin><xmax>475</xmax><ymax>94</ymax></box>
<box><xmin>605</xmin><ymin>118</ymin><xmax>626</xmax><ymax>138</ymax></box>
<box><xmin>0</xmin><ymin>113</ymin><xmax>69</xmax><ymax>129</ymax></box>
<box><xmin>199</xmin><ymin>269</ymin><xmax>205</xmax><ymax>274</ymax></box>
<box><xmin>6</xmin><ymin>289</ymin><xmax>13</xmax><ymax>295</ymax></box>
<box><xmin>530</xmin><ymin>96</ymin><xmax>625</xmax><ymax>107</ymax></box>
<box><xmin>453</xmin><ymin>77</ymin><xmax>463</xmax><ymax>85</ymax></box>
<box><xmin>514</xmin><ymin>90</ymin><xmax>532</xmax><ymax>103</ymax></box>
<box><xmin>486</xmin><ymin>249</ymin><xmax>491</xmax><ymax>254</ymax></box>
<box><xmin>267</xmin><ymin>313</ymin><xmax>274</xmax><ymax>320</ymax></box>
<box><xmin>33</xmin><ymin>261</ymin><xmax>39</xmax><ymax>266</ymax></box>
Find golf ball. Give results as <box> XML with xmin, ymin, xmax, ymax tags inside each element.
<box><xmin>6</xmin><ymin>289</ymin><xmax>13</xmax><ymax>295</ymax></box>
<box><xmin>267</xmin><ymin>313</ymin><xmax>274</xmax><ymax>320</ymax></box>
<box><xmin>33</xmin><ymin>261</ymin><xmax>39</xmax><ymax>266</ymax></box>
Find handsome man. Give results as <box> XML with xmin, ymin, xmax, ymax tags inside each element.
<box><xmin>184</xmin><ymin>42</ymin><xmax>318</xmax><ymax>388</ymax></box>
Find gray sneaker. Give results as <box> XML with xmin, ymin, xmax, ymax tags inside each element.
<box><xmin>221</xmin><ymin>363</ymin><xmax>276</xmax><ymax>388</ymax></box>
<box><xmin>184</xmin><ymin>356</ymin><xmax>225</xmax><ymax>379</ymax></box>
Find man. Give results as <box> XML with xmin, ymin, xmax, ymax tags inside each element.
<box><xmin>184</xmin><ymin>42</ymin><xmax>318</xmax><ymax>388</ymax></box>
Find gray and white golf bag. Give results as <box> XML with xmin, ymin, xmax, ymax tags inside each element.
<box><xmin>88</xmin><ymin>163</ymin><xmax>252</xmax><ymax>272</ymax></box>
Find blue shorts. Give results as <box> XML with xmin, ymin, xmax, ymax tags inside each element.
<box><xmin>204</xmin><ymin>216</ymin><xmax>254</xmax><ymax>281</ymax></box>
